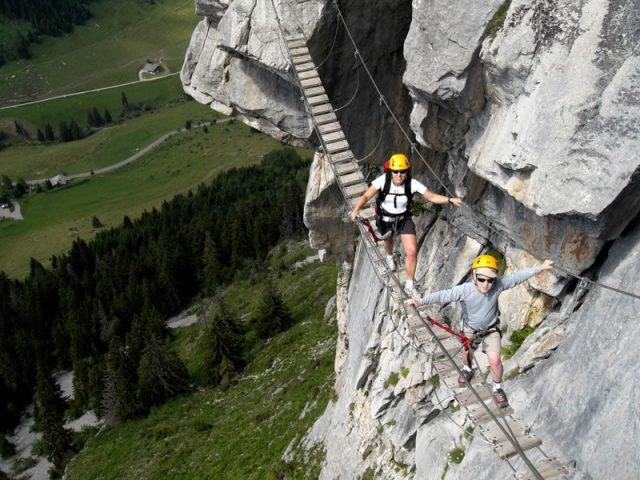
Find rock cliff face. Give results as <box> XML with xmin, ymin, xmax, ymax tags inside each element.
<box><xmin>182</xmin><ymin>0</ymin><xmax>640</xmax><ymax>477</ymax></box>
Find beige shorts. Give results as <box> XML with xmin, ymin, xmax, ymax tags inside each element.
<box><xmin>463</xmin><ymin>327</ymin><xmax>501</xmax><ymax>354</ymax></box>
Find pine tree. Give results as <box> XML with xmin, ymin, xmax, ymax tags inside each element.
<box><xmin>92</xmin><ymin>107</ymin><xmax>104</xmax><ymax>126</ymax></box>
<box><xmin>37</xmin><ymin>128</ymin><xmax>45</xmax><ymax>142</ymax></box>
<box><xmin>121</xmin><ymin>92</ymin><xmax>129</xmax><ymax>110</ymax></box>
<box><xmin>100</xmin><ymin>338</ymin><xmax>139</xmax><ymax>425</ymax></box>
<box><xmin>201</xmin><ymin>231</ymin><xmax>221</xmax><ymax>295</ymax></box>
<box><xmin>58</xmin><ymin>121</ymin><xmax>71</xmax><ymax>142</ymax></box>
<box><xmin>252</xmin><ymin>280</ymin><xmax>293</xmax><ymax>339</ymax></box>
<box><xmin>137</xmin><ymin>335</ymin><xmax>189</xmax><ymax>412</ymax></box>
<box><xmin>104</xmin><ymin>109</ymin><xmax>112</xmax><ymax>124</ymax></box>
<box><xmin>203</xmin><ymin>302</ymin><xmax>244</xmax><ymax>386</ymax></box>
<box><xmin>34</xmin><ymin>368</ymin><xmax>73</xmax><ymax>470</ymax></box>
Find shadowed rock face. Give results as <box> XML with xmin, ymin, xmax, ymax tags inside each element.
<box><xmin>182</xmin><ymin>1</ymin><xmax>640</xmax><ymax>477</ymax></box>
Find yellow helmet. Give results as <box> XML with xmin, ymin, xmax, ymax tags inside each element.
<box><xmin>471</xmin><ymin>255</ymin><xmax>499</xmax><ymax>274</ymax></box>
<box><xmin>388</xmin><ymin>153</ymin><xmax>410</xmax><ymax>171</ymax></box>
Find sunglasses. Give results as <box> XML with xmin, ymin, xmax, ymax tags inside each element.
<box><xmin>391</xmin><ymin>170</ymin><xmax>408</xmax><ymax>175</ymax></box>
<box><xmin>475</xmin><ymin>276</ymin><xmax>496</xmax><ymax>285</ymax></box>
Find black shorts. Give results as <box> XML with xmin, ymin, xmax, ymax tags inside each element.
<box><xmin>377</xmin><ymin>215</ymin><xmax>416</xmax><ymax>237</ymax></box>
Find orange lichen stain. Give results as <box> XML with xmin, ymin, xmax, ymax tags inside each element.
<box><xmin>560</xmin><ymin>231</ymin><xmax>591</xmax><ymax>263</ymax></box>
<box><xmin>544</xmin><ymin>218</ymin><xmax>556</xmax><ymax>252</ymax></box>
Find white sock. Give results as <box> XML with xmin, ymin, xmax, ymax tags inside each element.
<box><xmin>405</xmin><ymin>279</ymin><xmax>414</xmax><ymax>288</ymax></box>
<box><xmin>462</xmin><ymin>365</ymin><xmax>472</xmax><ymax>372</ymax></box>
<box><xmin>387</xmin><ymin>254</ymin><xmax>394</xmax><ymax>261</ymax></box>
<box><xmin>493</xmin><ymin>382</ymin><xmax>502</xmax><ymax>391</ymax></box>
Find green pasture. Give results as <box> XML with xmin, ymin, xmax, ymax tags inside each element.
<box><xmin>0</xmin><ymin>121</ymin><xmax>310</xmax><ymax>278</ymax></box>
<box><xmin>0</xmin><ymin>0</ymin><xmax>197</xmax><ymax>105</ymax></box>
<box><xmin>0</xmin><ymin>93</ymin><xmax>221</xmax><ymax>180</ymax></box>
<box><xmin>0</xmin><ymin>74</ymin><xmax>186</xmax><ymax>133</ymax></box>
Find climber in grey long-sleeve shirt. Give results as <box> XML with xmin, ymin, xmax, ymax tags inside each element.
<box><xmin>407</xmin><ymin>254</ymin><xmax>554</xmax><ymax>408</ymax></box>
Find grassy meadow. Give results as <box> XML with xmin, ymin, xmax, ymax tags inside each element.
<box><xmin>0</xmin><ymin>0</ymin><xmax>197</xmax><ymax>105</ymax></box>
<box><xmin>67</xmin><ymin>243</ymin><xmax>338</xmax><ymax>479</ymax></box>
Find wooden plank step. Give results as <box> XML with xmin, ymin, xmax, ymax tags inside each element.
<box><xmin>330</xmin><ymin>150</ymin><xmax>354</xmax><ymax>163</ymax></box>
<box><xmin>290</xmin><ymin>47</ymin><xmax>309</xmax><ymax>57</ymax></box>
<box><xmin>303</xmin><ymin>85</ymin><xmax>325</xmax><ymax>97</ymax></box>
<box><xmin>326</xmin><ymin>139</ymin><xmax>350</xmax><ymax>154</ymax></box>
<box><xmin>315</xmin><ymin>112</ymin><xmax>338</xmax><ymax>125</ymax></box>
<box><xmin>515</xmin><ymin>458</ymin><xmax>574</xmax><ymax>480</ymax></box>
<box><xmin>433</xmin><ymin>336</ymin><xmax>465</xmax><ymax>357</ymax></box>
<box><xmin>294</xmin><ymin>62</ymin><xmax>315</xmax><ymax>73</ymax></box>
<box><xmin>293</xmin><ymin>54</ymin><xmax>313</xmax><ymax>65</ymax></box>
<box><xmin>432</xmin><ymin>360</ymin><xmax>464</xmax><ymax>376</ymax></box>
<box><xmin>334</xmin><ymin>162</ymin><xmax>359</xmax><ymax>176</ymax></box>
<box><xmin>319</xmin><ymin>121</ymin><xmax>343</xmax><ymax>135</ymax></box>
<box><xmin>345</xmin><ymin>184</ymin><xmax>366</xmax><ymax>199</ymax></box>
<box><xmin>308</xmin><ymin>94</ymin><xmax>329</xmax><ymax>106</ymax></box>
<box><xmin>440</xmin><ymin>370</ymin><xmax>482</xmax><ymax>389</ymax></box>
<box><xmin>478</xmin><ymin>420</ymin><xmax>542</xmax><ymax>459</ymax></box>
<box><xmin>455</xmin><ymin>385</ymin><xmax>493</xmax><ymax>407</ymax></box>
<box><xmin>322</xmin><ymin>130</ymin><xmax>345</xmax><ymax>144</ymax></box>
<box><xmin>312</xmin><ymin>103</ymin><xmax>333</xmax><ymax>116</ymax></box>
<box><xmin>301</xmin><ymin>77</ymin><xmax>322</xmax><ymax>89</ymax></box>
<box><xmin>338</xmin><ymin>171</ymin><xmax>364</xmax><ymax>187</ymax></box>
<box><xmin>285</xmin><ymin>34</ymin><xmax>305</xmax><ymax>41</ymax></box>
<box><xmin>287</xmin><ymin>39</ymin><xmax>306</xmax><ymax>49</ymax></box>
<box><xmin>466</xmin><ymin>402</ymin><xmax>514</xmax><ymax>424</ymax></box>
<box><xmin>298</xmin><ymin>69</ymin><xmax>319</xmax><ymax>81</ymax></box>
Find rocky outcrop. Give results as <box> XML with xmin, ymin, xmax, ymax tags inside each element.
<box><xmin>182</xmin><ymin>0</ymin><xmax>640</xmax><ymax>477</ymax></box>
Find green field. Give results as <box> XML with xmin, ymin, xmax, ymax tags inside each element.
<box><xmin>0</xmin><ymin>119</ymin><xmax>309</xmax><ymax>279</ymax></box>
<box><xmin>67</xmin><ymin>244</ymin><xmax>337</xmax><ymax>480</ymax></box>
<box><xmin>0</xmin><ymin>0</ymin><xmax>197</xmax><ymax>106</ymax></box>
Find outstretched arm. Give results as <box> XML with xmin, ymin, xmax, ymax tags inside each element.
<box><xmin>350</xmin><ymin>185</ymin><xmax>379</xmax><ymax>221</ymax></box>
<box><xmin>423</xmin><ymin>190</ymin><xmax>463</xmax><ymax>207</ymax></box>
<box><xmin>406</xmin><ymin>283</ymin><xmax>470</xmax><ymax>308</ymax></box>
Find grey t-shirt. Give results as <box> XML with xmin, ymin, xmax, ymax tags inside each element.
<box><xmin>418</xmin><ymin>267</ymin><xmax>542</xmax><ymax>330</ymax></box>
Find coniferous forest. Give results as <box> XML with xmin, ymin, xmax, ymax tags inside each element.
<box><xmin>0</xmin><ymin>148</ymin><xmax>309</xmax><ymax>454</ymax></box>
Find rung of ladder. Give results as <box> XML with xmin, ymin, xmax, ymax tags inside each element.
<box><xmin>308</xmin><ymin>94</ymin><xmax>329</xmax><ymax>106</ymax></box>
<box><xmin>329</xmin><ymin>150</ymin><xmax>354</xmax><ymax>163</ymax></box>
<box><xmin>478</xmin><ymin>420</ymin><xmax>542</xmax><ymax>459</ymax></box>
<box><xmin>466</xmin><ymin>402</ymin><xmax>514</xmax><ymax>424</ymax></box>
<box><xmin>345</xmin><ymin>184</ymin><xmax>366</xmax><ymax>199</ymax></box>
<box><xmin>301</xmin><ymin>77</ymin><xmax>322</xmax><ymax>89</ymax></box>
<box><xmin>338</xmin><ymin>171</ymin><xmax>363</xmax><ymax>187</ymax></box>
<box><xmin>432</xmin><ymin>360</ymin><xmax>464</xmax><ymax>375</ymax></box>
<box><xmin>285</xmin><ymin>34</ymin><xmax>305</xmax><ymax>41</ymax></box>
<box><xmin>312</xmin><ymin>103</ymin><xmax>333</xmax><ymax>116</ymax></box>
<box><xmin>334</xmin><ymin>161</ymin><xmax>358</xmax><ymax>176</ymax></box>
<box><xmin>298</xmin><ymin>69</ymin><xmax>318</xmax><ymax>81</ymax></box>
<box><xmin>440</xmin><ymin>370</ymin><xmax>475</xmax><ymax>389</ymax></box>
<box><xmin>455</xmin><ymin>386</ymin><xmax>492</xmax><ymax>407</ymax></box>
<box><xmin>293</xmin><ymin>54</ymin><xmax>312</xmax><ymax>65</ymax></box>
<box><xmin>287</xmin><ymin>39</ymin><xmax>306</xmax><ymax>49</ymax></box>
<box><xmin>303</xmin><ymin>85</ymin><xmax>325</xmax><ymax>97</ymax></box>
<box><xmin>319</xmin><ymin>121</ymin><xmax>342</xmax><ymax>135</ymax></box>
<box><xmin>295</xmin><ymin>62</ymin><xmax>315</xmax><ymax>73</ymax></box>
<box><xmin>433</xmin><ymin>336</ymin><xmax>465</xmax><ymax>356</ymax></box>
<box><xmin>515</xmin><ymin>458</ymin><xmax>574</xmax><ymax>480</ymax></box>
<box><xmin>290</xmin><ymin>47</ymin><xmax>309</xmax><ymax>57</ymax></box>
<box><xmin>315</xmin><ymin>112</ymin><xmax>338</xmax><ymax>125</ymax></box>
<box><xmin>326</xmin><ymin>140</ymin><xmax>350</xmax><ymax>154</ymax></box>
<box><xmin>322</xmin><ymin>131</ymin><xmax>345</xmax><ymax>144</ymax></box>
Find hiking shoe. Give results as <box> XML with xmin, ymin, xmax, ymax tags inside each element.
<box><xmin>385</xmin><ymin>255</ymin><xmax>396</xmax><ymax>271</ymax></box>
<box><xmin>457</xmin><ymin>368</ymin><xmax>475</xmax><ymax>385</ymax></box>
<box><xmin>492</xmin><ymin>388</ymin><xmax>509</xmax><ymax>408</ymax></box>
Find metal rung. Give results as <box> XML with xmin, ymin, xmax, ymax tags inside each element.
<box><xmin>478</xmin><ymin>420</ymin><xmax>542</xmax><ymax>459</ymax></box>
<box><xmin>326</xmin><ymin>140</ymin><xmax>350</xmax><ymax>154</ymax></box>
<box><xmin>319</xmin><ymin>121</ymin><xmax>343</xmax><ymax>135</ymax></box>
<box><xmin>455</xmin><ymin>386</ymin><xmax>492</xmax><ymax>407</ymax></box>
<box><xmin>339</xmin><ymin>172</ymin><xmax>364</xmax><ymax>187</ymax></box>
<box><xmin>516</xmin><ymin>458</ymin><xmax>574</xmax><ymax>480</ymax></box>
<box><xmin>345</xmin><ymin>184</ymin><xmax>366</xmax><ymax>198</ymax></box>
<box><xmin>293</xmin><ymin>54</ymin><xmax>313</xmax><ymax>65</ymax></box>
<box><xmin>330</xmin><ymin>150</ymin><xmax>354</xmax><ymax>163</ymax></box>
<box><xmin>301</xmin><ymin>77</ymin><xmax>322</xmax><ymax>88</ymax></box>
<box><xmin>308</xmin><ymin>94</ymin><xmax>329</xmax><ymax>106</ymax></box>
<box><xmin>303</xmin><ymin>85</ymin><xmax>325</xmax><ymax>97</ymax></box>
<box><xmin>312</xmin><ymin>103</ymin><xmax>333</xmax><ymax>116</ymax></box>
<box><xmin>288</xmin><ymin>39</ymin><xmax>306</xmax><ymax>49</ymax></box>
<box><xmin>290</xmin><ymin>47</ymin><xmax>309</xmax><ymax>57</ymax></box>
<box><xmin>298</xmin><ymin>70</ymin><xmax>319</xmax><ymax>81</ymax></box>
<box><xmin>466</xmin><ymin>402</ymin><xmax>514</xmax><ymax>424</ymax></box>
<box><xmin>334</xmin><ymin>162</ymin><xmax>358</xmax><ymax>176</ymax></box>
<box><xmin>322</xmin><ymin>131</ymin><xmax>345</xmax><ymax>144</ymax></box>
<box><xmin>295</xmin><ymin>62</ymin><xmax>315</xmax><ymax>73</ymax></box>
<box><xmin>315</xmin><ymin>112</ymin><xmax>337</xmax><ymax>125</ymax></box>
